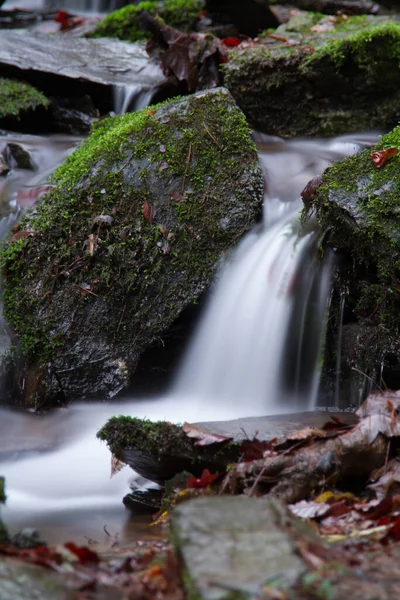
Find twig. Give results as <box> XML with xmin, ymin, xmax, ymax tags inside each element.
<box><xmin>181</xmin><ymin>143</ymin><xmax>192</xmax><ymax>194</ymax></box>
<box><xmin>117</xmin><ymin>303</ymin><xmax>126</xmax><ymax>332</ymax></box>
<box><xmin>203</xmin><ymin>123</ymin><xmax>223</xmax><ymax>151</ymax></box>
<box><xmin>351</xmin><ymin>366</ymin><xmax>385</xmax><ymax>394</ymax></box>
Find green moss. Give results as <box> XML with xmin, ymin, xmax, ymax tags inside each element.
<box><xmin>306</xmin><ymin>124</ymin><xmax>400</xmax><ymax>375</ymax></box>
<box><xmin>97</xmin><ymin>416</ymin><xmax>240</xmax><ymax>468</ymax></box>
<box><xmin>0</xmin><ymin>89</ymin><xmax>262</xmax><ymax>397</ymax></box>
<box><xmin>0</xmin><ymin>78</ymin><xmax>49</xmax><ymax>121</ymax></box>
<box><xmin>90</xmin><ymin>0</ymin><xmax>204</xmax><ymax>42</ymax></box>
<box><xmin>0</xmin><ymin>476</ymin><xmax>5</xmax><ymax>504</ymax></box>
<box><xmin>224</xmin><ymin>15</ymin><xmax>400</xmax><ymax>137</ymax></box>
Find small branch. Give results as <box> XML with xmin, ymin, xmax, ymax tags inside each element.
<box><xmin>181</xmin><ymin>143</ymin><xmax>192</xmax><ymax>194</ymax></box>
<box><xmin>351</xmin><ymin>366</ymin><xmax>385</xmax><ymax>394</ymax></box>
<box><xmin>203</xmin><ymin>123</ymin><xmax>223</xmax><ymax>151</ymax></box>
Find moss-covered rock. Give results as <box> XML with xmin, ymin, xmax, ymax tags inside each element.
<box><xmin>90</xmin><ymin>0</ymin><xmax>204</xmax><ymax>42</ymax></box>
<box><xmin>0</xmin><ymin>78</ymin><xmax>49</xmax><ymax>124</ymax></box>
<box><xmin>223</xmin><ymin>15</ymin><xmax>400</xmax><ymax>137</ymax></box>
<box><xmin>303</xmin><ymin>126</ymin><xmax>400</xmax><ymax>402</ymax></box>
<box><xmin>97</xmin><ymin>416</ymin><xmax>240</xmax><ymax>484</ymax></box>
<box><xmin>0</xmin><ymin>87</ymin><xmax>263</xmax><ymax>404</ymax></box>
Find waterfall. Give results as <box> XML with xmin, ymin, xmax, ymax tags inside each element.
<box><xmin>113</xmin><ymin>84</ymin><xmax>156</xmax><ymax>116</ymax></box>
<box><xmin>172</xmin><ymin>135</ymin><xmax>378</xmax><ymax>415</ymax></box>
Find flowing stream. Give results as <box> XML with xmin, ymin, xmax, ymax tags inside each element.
<box><xmin>0</xmin><ymin>130</ymin><xmax>379</xmax><ymax>544</ymax></box>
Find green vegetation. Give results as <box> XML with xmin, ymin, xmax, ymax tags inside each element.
<box><xmin>0</xmin><ymin>89</ymin><xmax>262</xmax><ymax>402</ymax></box>
<box><xmin>224</xmin><ymin>16</ymin><xmax>400</xmax><ymax>137</ymax></box>
<box><xmin>90</xmin><ymin>0</ymin><xmax>204</xmax><ymax>42</ymax></box>
<box><xmin>305</xmin><ymin>125</ymin><xmax>400</xmax><ymax>376</ymax></box>
<box><xmin>0</xmin><ymin>78</ymin><xmax>49</xmax><ymax>121</ymax></box>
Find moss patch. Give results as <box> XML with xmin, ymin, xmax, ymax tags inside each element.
<box><xmin>0</xmin><ymin>78</ymin><xmax>49</xmax><ymax>121</ymax></box>
<box><xmin>90</xmin><ymin>0</ymin><xmax>204</xmax><ymax>42</ymax></box>
<box><xmin>0</xmin><ymin>87</ymin><xmax>263</xmax><ymax>403</ymax></box>
<box><xmin>305</xmin><ymin>125</ymin><xmax>400</xmax><ymax>384</ymax></box>
<box><xmin>224</xmin><ymin>15</ymin><xmax>400</xmax><ymax>137</ymax></box>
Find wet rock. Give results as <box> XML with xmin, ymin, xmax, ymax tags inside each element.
<box><xmin>97</xmin><ymin>417</ymin><xmax>240</xmax><ymax>484</ymax></box>
<box><xmin>304</xmin><ymin>124</ymin><xmax>400</xmax><ymax>402</ymax></box>
<box><xmin>0</xmin><ymin>559</ymin><xmax>67</xmax><ymax>600</ymax></box>
<box><xmin>0</xmin><ymin>31</ymin><xmax>167</xmax><ymax>114</ymax></box>
<box><xmin>90</xmin><ymin>0</ymin><xmax>205</xmax><ymax>42</ymax></box>
<box><xmin>0</xmin><ymin>77</ymin><xmax>49</xmax><ymax>127</ymax></box>
<box><xmin>224</xmin><ymin>15</ymin><xmax>400</xmax><ymax>137</ymax></box>
<box><xmin>0</xmin><ymin>154</ymin><xmax>9</xmax><ymax>176</ymax></box>
<box><xmin>2</xmin><ymin>143</ymin><xmax>35</xmax><ymax>170</ymax></box>
<box><xmin>0</xmin><ymin>88</ymin><xmax>263</xmax><ymax>404</ymax></box>
<box><xmin>12</xmin><ymin>528</ymin><xmax>46</xmax><ymax>550</ymax></box>
<box><xmin>172</xmin><ymin>496</ymin><xmax>307</xmax><ymax>600</ymax></box>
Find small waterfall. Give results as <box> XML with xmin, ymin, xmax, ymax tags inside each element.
<box><xmin>172</xmin><ymin>135</ymin><xmax>378</xmax><ymax>415</ymax></box>
<box><xmin>113</xmin><ymin>84</ymin><xmax>156</xmax><ymax>116</ymax></box>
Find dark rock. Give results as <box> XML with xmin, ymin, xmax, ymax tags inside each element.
<box><xmin>172</xmin><ymin>496</ymin><xmax>307</xmax><ymax>600</ymax></box>
<box><xmin>0</xmin><ymin>154</ymin><xmax>9</xmax><ymax>176</ymax></box>
<box><xmin>224</xmin><ymin>15</ymin><xmax>400</xmax><ymax>137</ymax></box>
<box><xmin>12</xmin><ymin>528</ymin><xmax>46</xmax><ymax>550</ymax></box>
<box><xmin>0</xmin><ymin>88</ymin><xmax>264</xmax><ymax>404</ymax></box>
<box><xmin>0</xmin><ymin>31</ymin><xmax>167</xmax><ymax>114</ymax></box>
<box><xmin>303</xmin><ymin>124</ymin><xmax>400</xmax><ymax>404</ymax></box>
<box><xmin>2</xmin><ymin>143</ymin><xmax>35</xmax><ymax>170</ymax></box>
<box><xmin>49</xmin><ymin>95</ymin><xmax>100</xmax><ymax>135</ymax></box>
<box><xmin>97</xmin><ymin>417</ymin><xmax>240</xmax><ymax>485</ymax></box>
<box><xmin>123</xmin><ymin>488</ymin><xmax>164</xmax><ymax>512</ymax></box>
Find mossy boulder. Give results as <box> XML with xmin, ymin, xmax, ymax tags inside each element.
<box><xmin>303</xmin><ymin>126</ymin><xmax>400</xmax><ymax>402</ymax></box>
<box><xmin>90</xmin><ymin>0</ymin><xmax>204</xmax><ymax>42</ymax></box>
<box><xmin>97</xmin><ymin>416</ymin><xmax>240</xmax><ymax>484</ymax></box>
<box><xmin>0</xmin><ymin>87</ymin><xmax>263</xmax><ymax>404</ymax></box>
<box><xmin>223</xmin><ymin>15</ymin><xmax>400</xmax><ymax>137</ymax></box>
<box><xmin>0</xmin><ymin>78</ymin><xmax>49</xmax><ymax>125</ymax></box>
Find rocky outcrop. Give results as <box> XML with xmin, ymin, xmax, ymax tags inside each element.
<box><xmin>303</xmin><ymin>125</ymin><xmax>400</xmax><ymax>402</ymax></box>
<box><xmin>0</xmin><ymin>88</ymin><xmax>263</xmax><ymax>404</ymax></box>
<box><xmin>223</xmin><ymin>15</ymin><xmax>400</xmax><ymax>137</ymax></box>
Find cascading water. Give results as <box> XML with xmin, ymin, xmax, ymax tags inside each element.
<box><xmin>0</xmin><ymin>132</ymin><xmax>380</xmax><ymax>543</ymax></box>
<box><xmin>113</xmin><ymin>84</ymin><xmax>157</xmax><ymax>116</ymax></box>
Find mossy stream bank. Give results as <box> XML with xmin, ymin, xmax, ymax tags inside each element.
<box><xmin>303</xmin><ymin>125</ymin><xmax>400</xmax><ymax>403</ymax></box>
<box><xmin>0</xmin><ymin>87</ymin><xmax>263</xmax><ymax>406</ymax></box>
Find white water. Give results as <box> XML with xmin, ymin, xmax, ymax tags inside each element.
<box><xmin>113</xmin><ymin>84</ymin><xmax>156</xmax><ymax>116</ymax></box>
<box><xmin>0</xmin><ymin>132</ymin><xmax>379</xmax><ymax>543</ymax></box>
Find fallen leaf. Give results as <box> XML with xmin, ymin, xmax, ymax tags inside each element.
<box><xmin>142</xmin><ymin>200</ymin><xmax>156</xmax><ymax>223</ymax></box>
<box><xmin>289</xmin><ymin>500</ymin><xmax>331</xmax><ymax>519</ymax></box>
<box><xmin>64</xmin><ymin>542</ymin><xmax>99</xmax><ymax>563</ymax></box>
<box><xmin>240</xmin><ymin>438</ymin><xmax>277</xmax><ymax>461</ymax></box>
<box><xmin>222</xmin><ymin>37</ymin><xmax>241</xmax><ymax>47</ymax></box>
<box><xmin>16</xmin><ymin>185</ymin><xmax>54</xmax><ymax>208</ymax></box>
<box><xmin>186</xmin><ymin>469</ymin><xmax>218</xmax><ymax>488</ymax></box>
<box><xmin>370</xmin><ymin>147</ymin><xmax>399</xmax><ymax>168</ymax></box>
<box><xmin>183</xmin><ymin>422</ymin><xmax>232</xmax><ymax>446</ymax></box>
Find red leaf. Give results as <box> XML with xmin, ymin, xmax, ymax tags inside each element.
<box><xmin>240</xmin><ymin>438</ymin><xmax>277</xmax><ymax>461</ymax></box>
<box><xmin>183</xmin><ymin>422</ymin><xmax>232</xmax><ymax>446</ymax></box>
<box><xmin>370</xmin><ymin>147</ymin><xmax>399</xmax><ymax>168</ymax></box>
<box><xmin>54</xmin><ymin>9</ymin><xmax>84</xmax><ymax>30</ymax></box>
<box><xmin>222</xmin><ymin>37</ymin><xmax>241</xmax><ymax>47</ymax></box>
<box><xmin>186</xmin><ymin>469</ymin><xmax>218</xmax><ymax>488</ymax></box>
<box><xmin>64</xmin><ymin>542</ymin><xmax>99</xmax><ymax>563</ymax></box>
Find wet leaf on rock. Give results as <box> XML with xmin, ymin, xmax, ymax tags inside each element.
<box><xmin>142</xmin><ymin>199</ymin><xmax>156</xmax><ymax>223</ymax></box>
<box><xmin>370</xmin><ymin>147</ymin><xmax>399</xmax><ymax>168</ymax></box>
<box><xmin>289</xmin><ymin>500</ymin><xmax>331</xmax><ymax>520</ymax></box>
<box><xmin>16</xmin><ymin>184</ymin><xmax>54</xmax><ymax>208</ymax></box>
<box><xmin>182</xmin><ymin>422</ymin><xmax>232</xmax><ymax>446</ymax></box>
<box><xmin>240</xmin><ymin>438</ymin><xmax>277</xmax><ymax>461</ymax></box>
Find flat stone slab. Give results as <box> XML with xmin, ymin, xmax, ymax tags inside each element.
<box><xmin>0</xmin><ymin>30</ymin><xmax>166</xmax><ymax>90</ymax></box>
<box><xmin>196</xmin><ymin>410</ymin><xmax>358</xmax><ymax>441</ymax></box>
<box><xmin>0</xmin><ymin>559</ymin><xmax>68</xmax><ymax>600</ymax></box>
<box><xmin>172</xmin><ymin>496</ymin><xmax>306</xmax><ymax>600</ymax></box>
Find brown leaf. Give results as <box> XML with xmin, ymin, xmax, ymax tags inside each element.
<box><xmin>111</xmin><ymin>453</ymin><xmax>126</xmax><ymax>477</ymax></box>
<box><xmin>240</xmin><ymin>438</ymin><xmax>277</xmax><ymax>461</ymax></box>
<box><xmin>370</xmin><ymin>147</ymin><xmax>399</xmax><ymax>168</ymax></box>
<box><xmin>142</xmin><ymin>200</ymin><xmax>156</xmax><ymax>223</ymax></box>
<box><xmin>9</xmin><ymin>229</ymin><xmax>33</xmax><ymax>243</ymax></box>
<box><xmin>182</xmin><ymin>422</ymin><xmax>232</xmax><ymax>446</ymax></box>
<box><xmin>16</xmin><ymin>185</ymin><xmax>54</xmax><ymax>208</ymax></box>
<box><xmin>169</xmin><ymin>190</ymin><xmax>187</xmax><ymax>204</ymax></box>
<box><xmin>368</xmin><ymin>459</ymin><xmax>400</xmax><ymax>500</ymax></box>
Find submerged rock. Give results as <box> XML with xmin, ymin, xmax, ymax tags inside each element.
<box><xmin>0</xmin><ymin>78</ymin><xmax>49</xmax><ymax>127</ymax></box>
<box><xmin>224</xmin><ymin>15</ymin><xmax>400</xmax><ymax>137</ymax></box>
<box><xmin>303</xmin><ymin>126</ymin><xmax>400</xmax><ymax>401</ymax></box>
<box><xmin>2</xmin><ymin>143</ymin><xmax>35</xmax><ymax>171</ymax></box>
<box><xmin>0</xmin><ymin>87</ymin><xmax>263</xmax><ymax>404</ymax></box>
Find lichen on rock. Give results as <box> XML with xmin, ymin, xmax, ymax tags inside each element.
<box><xmin>223</xmin><ymin>15</ymin><xmax>400</xmax><ymax>137</ymax></box>
<box><xmin>303</xmin><ymin>125</ymin><xmax>400</xmax><ymax>400</ymax></box>
<box><xmin>0</xmin><ymin>78</ymin><xmax>49</xmax><ymax>124</ymax></box>
<box><xmin>90</xmin><ymin>0</ymin><xmax>204</xmax><ymax>42</ymax></box>
<box><xmin>0</xmin><ymin>87</ymin><xmax>263</xmax><ymax>404</ymax></box>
